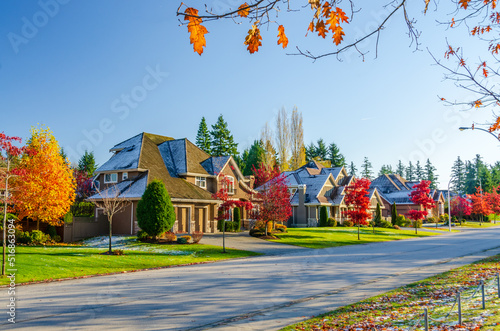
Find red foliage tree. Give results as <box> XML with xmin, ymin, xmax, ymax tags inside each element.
<box><xmin>0</xmin><ymin>133</ymin><xmax>26</xmax><ymax>275</ymax></box>
<box><xmin>487</xmin><ymin>185</ymin><xmax>500</xmax><ymax>223</ymax></box>
<box><xmin>450</xmin><ymin>196</ymin><xmax>472</xmax><ymax>223</ymax></box>
<box><xmin>212</xmin><ymin>174</ymin><xmax>253</xmax><ymax>227</ymax></box>
<box><xmin>253</xmin><ymin>163</ymin><xmax>291</xmax><ymax>236</ymax></box>
<box><xmin>73</xmin><ymin>169</ymin><xmax>94</xmax><ymax>201</ymax></box>
<box><xmin>406</xmin><ymin>180</ymin><xmax>436</xmax><ymax>234</ymax></box>
<box><xmin>468</xmin><ymin>187</ymin><xmax>493</xmax><ymax>224</ymax></box>
<box><xmin>343</xmin><ymin>178</ymin><xmax>372</xmax><ymax>240</ymax></box>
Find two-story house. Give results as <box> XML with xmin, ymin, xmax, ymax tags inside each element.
<box><xmin>87</xmin><ymin>132</ymin><xmax>255</xmax><ymax>235</ymax></box>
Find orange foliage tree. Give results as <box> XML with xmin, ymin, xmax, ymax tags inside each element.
<box><xmin>177</xmin><ymin>0</ymin><xmax>500</xmax><ymax>135</ymax></box>
<box><xmin>13</xmin><ymin>126</ymin><xmax>75</xmax><ymax>229</ymax></box>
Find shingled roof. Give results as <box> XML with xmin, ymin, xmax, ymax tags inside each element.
<box><xmin>94</xmin><ymin>133</ymin><xmax>213</xmax><ymax>201</ymax></box>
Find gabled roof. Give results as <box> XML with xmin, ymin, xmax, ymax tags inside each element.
<box><xmin>201</xmin><ymin>156</ymin><xmax>231</xmax><ymax>176</ymax></box>
<box><xmin>88</xmin><ymin>173</ymin><xmax>148</xmax><ymax>201</ymax></box>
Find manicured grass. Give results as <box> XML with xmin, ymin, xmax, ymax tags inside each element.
<box><xmin>459</xmin><ymin>221</ymin><xmax>500</xmax><ymax>228</ymax></box>
<box><xmin>0</xmin><ymin>243</ymin><xmax>259</xmax><ymax>286</ymax></box>
<box><xmin>422</xmin><ymin>225</ymin><xmax>461</xmax><ymax>232</ymax></box>
<box><xmin>282</xmin><ymin>254</ymin><xmax>500</xmax><ymax>330</ymax></box>
<box><xmin>268</xmin><ymin>227</ymin><xmax>440</xmax><ymax>249</ymax></box>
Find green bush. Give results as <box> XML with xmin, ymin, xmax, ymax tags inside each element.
<box><xmin>26</xmin><ymin>230</ymin><xmax>51</xmax><ymax>244</ymax></box>
<box><xmin>70</xmin><ymin>202</ymin><xmax>95</xmax><ymax>217</ymax></box>
<box><xmin>137</xmin><ymin>230</ymin><xmax>150</xmax><ymax>241</ymax></box>
<box><xmin>395</xmin><ymin>215</ymin><xmax>407</xmax><ymax>227</ymax></box>
<box><xmin>439</xmin><ymin>214</ymin><xmax>449</xmax><ymax>223</ymax></box>
<box><xmin>411</xmin><ymin>219</ymin><xmax>423</xmax><ymax>228</ymax></box>
<box><xmin>343</xmin><ymin>219</ymin><xmax>353</xmax><ymax>227</ymax></box>
<box><xmin>319</xmin><ymin>206</ymin><xmax>328</xmax><ymax>227</ymax></box>
<box><xmin>373</xmin><ymin>203</ymin><xmax>382</xmax><ymax>226</ymax></box>
<box><xmin>137</xmin><ymin>180</ymin><xmax>175</xmax><ymax>239</ymax></box>
<box><xmin>391</xmin><ymin>203</ymin><xmax>398</xmax><ymax>226</ymax></box>
<box><xmin>46</xmin><ymin>225</ymin><xmax>57</xmax><ymax>238</ymax></box>
<box><xmin>427</xmin><ymin>216</ymin><xmax>437</xmax><ymax>224</ymax></box>
<box><xmin>233</xmin><ymin>207</ymin><xmax>241</xmax><ymax>232</ymax></box>
<box><xmin>63</xmin><ymin>211</ymin><xmax>73</xmax><ymax>224</ymax></box>
<box><xmin>275</xmin><ymin>224</ymin><xmax>287</xmax><ymax>232</ymax></box>
<box><xmin>327</xmin><ymin>218</ymin><xmax>337</xmax><ymax>227</ymax></box>
<box><xmin>177</xmin><ymin>237</ymin><xmax>188</xmax><ymax>244</ymax></box>
<box><xmin>378</xmin><ymin>219</ymin><xmax>393</xmax><ymax>228</ymax></box>
<box><xmin>249</xmin><ymin>228</ymin><xmax>264</xmax><ymax>237</ymax></box>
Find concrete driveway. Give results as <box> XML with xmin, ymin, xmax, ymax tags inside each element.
<box><xmin>4</xmin><ymin>228</ymin><xmax>500</xmax><ymax>331</ymax></box>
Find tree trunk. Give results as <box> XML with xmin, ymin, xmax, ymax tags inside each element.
<box><xmin>357</xmin><ymin>223</ymin><xmax>360</xmax><ymax>240</ymax></box>
<box><xmin>37</xmin><ymin>219</ymin><xmax>39</xmax><ymax>231</ymax></box>
<box><xmin>108</xmin><ymin>216</ymin><xmax>112</xmax><ymax>254</ymax></box>
<box><xmin>2</xmin><ymin>160</ymin><xmax>8</xmax><ymax>276</ymax></box>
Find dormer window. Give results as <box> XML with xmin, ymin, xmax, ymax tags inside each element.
<box><xmin>195</xmin><ymin>176</ymin><xmax>206</xmax><ymax>188</ymax></box>
<box><xmin>104</xmin><ymin>173</ymin><xmax>118</xmax><ymax>184</ymax></box>
<box><xmin>122</xmin><ymin>172</ymin><xmax>128</xmax><ymax>180</ymax></box>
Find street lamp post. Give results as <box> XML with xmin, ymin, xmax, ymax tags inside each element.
<box><xmin>447</xmin><ymin>177</ymin><xmax>453</xmax><ymax>232</ymax></box>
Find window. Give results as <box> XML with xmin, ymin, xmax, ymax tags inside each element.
<box><xmin>104</xmin><ymin>173</ymin><xmax>118</xmax><ymax>183</ymax></box>
<box><xmin>122</xmin><ymin>172</ymin><xmax>128</xmax><ymax>180</ymax></box>
<box><xmin>227</xmin><ymin>176</ymin><xmax>234</xmax><ymax>194</ymax></box>
<box><xmin>195</xmin><ymin>176</ymin><xmax>206</xmax><ymax>188</ymax></box>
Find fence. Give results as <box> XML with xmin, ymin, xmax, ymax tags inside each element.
<box><xmin>408</xmin><ymin>273</ymin><xmax>500</xmax><ymax>330</ymax></box>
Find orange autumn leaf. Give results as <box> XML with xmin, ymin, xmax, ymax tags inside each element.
<box><xmin>451</xmin><ymin>18</ymin><xmax>456</xmax><ymax>27</ymax></box>
<box><xmin>335</xmin><ymin>7</ymin><xmax>349</xmax><ymax>23</ymax></box>
<box><xmin>184</xmin><ymin>7</ymin><xmax>209</xmax><ymax>55</ymax></box>
<box><xmin>244</xmin><ymin>25</ymin><xmax>262</xmax><ymax>53</ymax></box>
<box><xmin>489</xmin><ymin>116</ymin><xmax>500</xmax><ymax>132</ymax></box>
<box><xmin>277</xmin><ymin>25</ymin><xmax>288</xmax><ymax>49</ymax></box>
<box><xmin>459</xmin><ymin>58</ymin><xmax>466</xmax><ymax>66</ymax></box>
<box><xmin>237</xmin><ymin>3</ymin><xmax>250</xmax><ymax>18</ymax></box>
<box><xmin>306</xmin><ymin>21</ymin><xmax>315</xmax><ymax>36</ymax></box>
<box><xmin>424</xmin><ymin>0</ymin><xmax>431</xmax><ymax>13</ymax></box>
<box><xmin>332</xmin><ymin>25</ymin><xmax>345</xmax><ymax>45</ymax></box>
<box><xmin>474</xmin><ymin>100</ymin><xmax>483</xmax><ymax>108</ymax></box>
<box><xmin>459</xmin><ymin>0</ymin><xmax>471</xmax><ymax>9</ymax></box>
<box><xmin>316</xmin><ymin>20</ymin><xmax>327</xmax><ymax>38</ymax></box>
<box><xmin>483</xmin><ymin>68</ymin><xmax>489</xmax><ymax>77</ymax></box>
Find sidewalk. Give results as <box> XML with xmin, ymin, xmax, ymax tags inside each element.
<box><xmin>199</xmin><ymin>231</ymin><xmax>309</xmax><ymax>255</ymax></box>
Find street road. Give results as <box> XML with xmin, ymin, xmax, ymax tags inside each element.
<box><xmin>3</xmin><ymin>228</ymin><xmax>500</xmax><ymax>330</ymax></box>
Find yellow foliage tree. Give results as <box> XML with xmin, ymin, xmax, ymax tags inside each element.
<box><xmin>13</xmin><ymin>126</ymin><xmax>75</xmax><ymax>229</ymax></box>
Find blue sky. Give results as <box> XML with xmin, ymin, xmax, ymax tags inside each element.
<box><xmin>1</xmin><ymin>0</ymin><xmax>498</xmax><ymax>187</ymax></box>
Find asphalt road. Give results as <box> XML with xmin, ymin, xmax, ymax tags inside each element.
<box><xmin>3</xmin><ymin>228</ymin><xmax>500</xmax><ymax>331</ymax></box>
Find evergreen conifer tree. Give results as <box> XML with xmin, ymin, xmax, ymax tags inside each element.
<box><xmin>315</xmin><ymin>138</ymin><xmax>328</xmax><ymax>160</ymax></box>
<box><xmin>243</xmin><ymin>140</ymin><xmax>265</xmax><ymax>176</ymax></box>
<box><xmin>396</xmin><ymin>160</ymin><xmax>405</xmax><ymax>177</ymax></box>
<box><xmin>424</xmin><ymin>159</ymin><xmax>439</xmax><ymax>189</ymax></box>
<box><xmin>464</xmin><ymin>160</ymin><xmax>477</xmax><ymax>194</ymax></box>
<box><xmin>378</xmin><ymin>164</ymin><xmax>393</xmax><ymax>176</ymax></box>
<box><xmin>415</xmin><ymin>160</ymin><xmax>424</xmax><ymax>181</ymax></box>
<box><xmin>210</xmin><ymin>114</ymin><xmax>238</xmax><ymax>157</ymax></box>
<box><xmin>406</xmin><ymin>161</ymin><xmax>415</xmax><ymax>181</ymax></box>
<box><xmin>391</xmin><ymin>202</ymin><xmax>398</xmax><ymax>225</ymax></box>
<box><xmin>361</xmin><ymin>157</ymin><xmax>373</xmax><ymax>179</ymax></box>
<box><xmin>328</xmin><ymin>143</ymin><xmax>345</xmax><ymax>167</ymax></box>
<box><xmin>451</xmin><ymin>156</ymin><xmax>466</xmax><ymax>193</ymax></box>
<box><xmin>195</xmin><ymin>117</ymin><xmax>211</xmax><ymax>154</ymax></box>
<box><xmin>78</xmin><ymin>150</ymin><xmax>98</xmax><ymax>176</ymax></box>
<box><xmin>348</xmin><ymin>161</ymin><xmax>357</xmax><ymax>177</ymax></box>
<box><xmin>137</xmin><ymin>180</ymin><xmax>175</xmax><ymax>239</ymax></box>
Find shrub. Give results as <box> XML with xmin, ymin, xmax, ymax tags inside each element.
<box><xmin>137</xmin><ymin>230</ymin><xmax>150</xmax><ymax>241</ymax></box>
<box><xmin>177</xmin><ymin>235</ymin><xmax>191</xmax><ymax>244</ymax></box>
<box><xmin>440</xmin><ymin>214</ymin><xmax>449</xmax><ymax>223</ymax></box>
<box><xmin>16</xmin><ymin>230</ymin><xmax>31</xmax><ymax>244</ymax></box>
<box><xmin>379</xmin><ymin>219</ymin><xmax>393</xmax><ymax>228</ymax></box>
<box><xmin>29</xmin><ymin>230</ymin><xmax>51</xmax><ymax>244</ymax></box>
<box><xmin>412</xmin><ymin>219</ymin><xmax>423</xmax><ymax>228</ymax></box>
<box><xmin>319</xmin><ymin>206</ymin><xmax>328</xmax><ymax>227</ymax></box>
<box><xmin>391</xmin><ymin>202</ymin><xmax>398</xmax><ymax>226</ymax></box>
<box><xmin>162</xmin><ymin>231</ymin><xmax>177</xmax><ymax>242</ymax></box>
<box><xmin>191</xmin><ymin>231</ymin><xmax>203</xmax><ymax>243</ymax></box>
<box><xmin>427</xmin><ymin>216</ymin><xmax>436</xmax><ymax>224</ymax></box>
<box><xmin>326</xmin><ymin>218</ymin><xmax>336</xmax><ymax>227</ymax></box>
<box><xmin>70</xmin><ymin>202</ymin><xmax>95</xmax><ymax>217</ymax></box>
<box><xmin>373</xmin><ymin>203</ymin><xmax>382</xmax><ymax>226</ymax></box>
<box><xmin>51</xmin><ymin>235</ymin><xmax>61</xmax><ymax>242</ymax></box>
<box><xmin>249</xmin><ymin>228</ymin><xmax>264</xmax><ymax>237</ymax></box>
<box><xmin>393</xmin><ymin>225</ymin><xmax>401</xmax><ymax>230</ymax></box>
<box><xmin>46</xmin><ymin>225</ymin><xmax>57</xmax><ymax>238</ymax></box>
<box><xmin>63</xmin><ymin>211</ymin><xmax>73</xmax><ymax>224</ymax></box>
<box><xmin>137</xmin><ymin>180</ymin><xmax>175</xmax><ymax>239</ymax></box>
<box><xmin>395</xmin><ymin>215</ymin><xmax>407</xmax><ymax>227</ymax></box>
<box><xmin>275</xmin><ymin>224</ymin><xmax>287</xmax><ymax>232</ymax></box>
<box><xmin>343</xmin><ymin>219</ymin><xmax>353</xmax><ymax>227</ymax></box>
<box><xmin>233</xmin><ymin>207</ymin><xmax>241</xmax><ymax>232</ymax></box>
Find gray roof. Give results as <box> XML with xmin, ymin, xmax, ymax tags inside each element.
<box><xmin>320</xmin><ymin>167</ymin><xmax>343</xmax><ymax>180</ymax></box>
<box><xmin>158</xmin><ymin>139</ymin><xmax>187</xmax><ymax>177</ymax></box>
<box><xmin>88</xmin><ymin>173</ymin><xmax>148</xmax><ymax>200</ymax></box>
<box><xmin>201</xmin><ymin>156</ymin><xmax>231</xmax><ymax>175</ymax></box>
<box><xmin>96</xmin><ymin>142</ymin><xmax>141</xmax><ymax>172</ymax></box>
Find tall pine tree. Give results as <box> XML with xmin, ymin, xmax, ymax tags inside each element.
<box><xmin>464</xmin><ymin>160</ymin><xmax>477</xmax><ymax>194</ymax></box>
<box><xmin>451</xmin><ymin>156</ymin><xmax>465</xmax><ymax>193</ymax></box>
<box><xmin>415</xmin><ymin>161</ymin><xmax>424</xmax><ymax>181</ymax></box>
<box><xmin>78</xmin><ymin>150</ymin><xmax>98</xmax><ymax>176</ymax></box>
<box><xmin>348</xmin><ymin>161</ymin><xmax>357</xmax><ymax>177</ymax></box>
<box><xmin>406</xmin><ymin>161</ymin><xmax>415</xmax><ymax>181</ymax></box>
<box><xmin>328</xmin><ymin>143</ymin><xmax>345</xmax><ymax>167</ymax></box>
<box><xmin>242</xmin><ymin>140</ymin><xmax>265</xmax><ymax>176</ymax></box>
<box><xmin>378</xmin><ymin>164</ymin><xmax>393</xmax><ymax>176</ymax></box>
<box><xmin>424</xmin><ymin>159</ymin><xmax>439</xmax><ymax>189</ymax></box>
<box><xmin>396</xmin><ymin>160</ymin><xmax>405</xmax><ymax>177</ymax></box>
<box><xmin>315</xmin><ymin>139</ymin><xmax>328</xmax><ymax>160</ymax></box>
<box><xmin>361</xmin><ymin>157</ymin><xmax>373</xmax><ymax>180</ymax></box>
<box><xmin>195</xmin><ymin>117</ymin><xmax>211</xmax><ymax>154</ymax></box>
<box><xmin>210</xmin><ymin>114</ymin><xmax>238</xmax><ymax>157</ymax></box>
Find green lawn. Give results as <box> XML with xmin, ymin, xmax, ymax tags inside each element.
<box><xmin>268</xmin><ymin>227</ymin><xmax>440</xmax><ymax>249</ymax></box>
<box><xmin>0</xmin><ymin>243</ymin><xmax>259</xmax><ymax>285</ymax></box>
<box><xmin>460</xmin><ymin>221</ymin><xmax>500</xmax><ymax>228</ymax></box>
<box><xmin>282</xmin><ymin>254</ymin><xmax>500</xmax><ymax>330</ymax></box>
